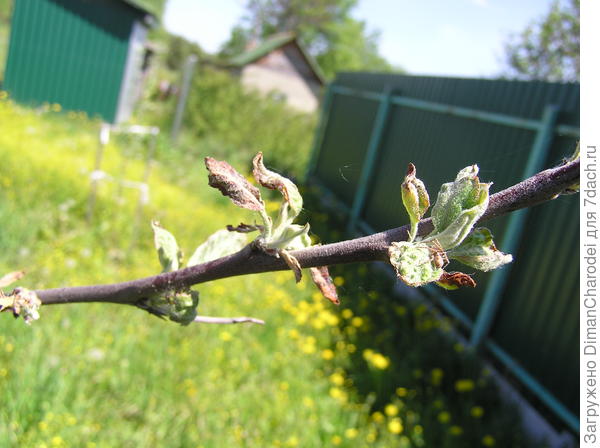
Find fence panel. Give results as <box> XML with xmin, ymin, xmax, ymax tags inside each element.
<box><xmin>308</xmin><ymin>72</ymin><xmax>579</xmax><ymax>432</ymax></box>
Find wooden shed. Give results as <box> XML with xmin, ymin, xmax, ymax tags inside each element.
<box><xmin>229</xmin><ymin>33</ymin><xmax>325</xmax><ymax>113</ymax></box>
<box><xmin>3</xmin><ymin>0</ymin><xmax>161</xmax><ymax>123</ymax></box>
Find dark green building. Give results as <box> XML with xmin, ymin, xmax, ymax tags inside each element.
<box><xmin>3</xmin><ymin>0</ymin><xmax>162</xmax><ymax>122</ymax></box>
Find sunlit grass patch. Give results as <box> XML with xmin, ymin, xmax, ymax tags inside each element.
<box><xmin>0</xmin><ymin>99</ymin><xmax>384</xmax><ymax>447</ymax></box>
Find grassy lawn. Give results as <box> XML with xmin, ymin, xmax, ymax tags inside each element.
<box><xmin>0</xmin><ymin>97</ymin><xmax>538</xmax><ymax>447</ymax></box>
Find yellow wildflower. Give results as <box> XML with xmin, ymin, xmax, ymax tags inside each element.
<box><xmin>322</xmin><ymin>349</ymin><xmax>335</xmax><ymax>360</ymax></box>
<box><xmin>334</xmin><ymin>276</ymin><xmax>345</xmax><ymax>286</ymax></box>
<box><xmin>371</xmin><ymin>411</ymin><xmax>385</xmax><ymax>423</ymax></box>
<box><xmin>286</xmin><ymin>435</ymin><xmax>299</xmax><ymax>446</ymax></box>
<box><xmin>370</xmin><ymin>353</ymin><xmax>390</xmax><ymax>370</ymax></box>
<box><xmin>331</xmin><ymin>435</ymin><xmax>342</xmax><ymax>445</ymax></box>
<box><xmin>351</xmin><ymin>316</ymin><xmax>364</xmax><ymax>327</ymax></box>
<box><xmin>470</xmin><ymin>406</ymin><xmax>484</xmax><ymax>418</ymax></box>
<box><xmin>345</xmin><ymin>428</ymin><xmax>358</xmax><ymax>439</ymax></box>
<box><xmin>438</xmin><ymin>411</ymin><xmax>451</xmax><ymax>424</ymax></box>
<box><xmin>341</xmin><ymin>308</ymin><xmax>353</xmax><ymax>319</ymax></box>
<box><xmin>482</xmin><ymin>435</ymin><xmax>495</xmax><ymax>446</ymax></box>
<box><xmin>329</xmin><ymin>372</ymin><xmax>345</xmax><ymax>386</ymax></box>
<box><xmin>384</xmin><ymin>403</ymin><xmax>399</xmax><ymax>417</ymax></box>
<box><xmin>431</xmin><ymin>368</ymin><xmax>444</xmax><ymax>385</ymax></box>
<box><xmin>396</xmin><ymin>387</ymin><xmax>408</xmax><ymax>397</ymax></box>
<box><xmin>288</xmin><ymin>329</ymin><xmax>300</xmax><ymax>339</ymax></box>
<box><xmin>388</xmin><ymin>418</ymin><xmax>403</xmax><ymax>434</ymax></box>
<box><xmin>455</xmin><ymin>379</ymin><xmax>475</xmax><ymax>392</ymax></box>
<box><xmin>449</xmin><ymin>425</ymin><xmax>463</xmax><ymax>435</ymax></box>
<box><xmin>219</xmin><ymin>331</ymin><xmax>232</xmax><ymax>342</ymax></box>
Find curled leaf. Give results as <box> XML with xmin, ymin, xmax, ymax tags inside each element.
<box><xmin>280</xmin><ymin>249</ymin><xmax>303</xmax><ymax>283</ymax></box>
<box><xmin>448</xmin><ymin>227</ymin><xmax>513</xmax><ymax>271</ymax></box>
<box><xmin>0</xmin><ymin>270</ymin><xmax>25</xmax><ymax>288</ymax></box>
<box><xmin>388</xmin><ymin>241</ymin><xmax>444</xmax><ymax>287</ymax></box>
<box><xmin>252</xmin><ymin>152</ymin><xmax>302</xmax><ymax>218</ymax></box>
<box><xmin>309</xmin><ymin>266</ymin><xmax>339</xmax><ymax>305</ymax></box>
<box><xmin>436</xmin><ymin>272</ymin><xmax>476</xmax><ymax>290</ymax></box>
<box><xmin>227</xmin><ymin>223</ymin><xmax>264</xmax><ymax>233</ymax></box>
<box><xmin>401</xmin><ymin>163</ymin><xmax>430</xmax><ymax>241</ymax></box>
<box><xmin>188</xmin><ymin>229</ymin><xmax>248</xmax><ymax>267</ymax></box>
<box><xmin>152</xmin><ymin>221</ymin><xmax>181</xmax><ymax>272</ymax></box>
<box><xmin>205</xmin><ymin>157</ymin><xmax>264</xmax><ymax>212</ymax></box>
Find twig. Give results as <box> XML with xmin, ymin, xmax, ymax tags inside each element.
<box><xmin>193</xmin><ymin>316</ymin><xmax>265</xmax><ymax>325</ymax></box>
<box><xmin>34</xmin><ymin>159</ymin><xmax>579</xmax><ymax>306</ymax></box>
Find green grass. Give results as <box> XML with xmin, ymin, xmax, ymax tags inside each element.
<box><xmin>0</xmin><ymin>98</ymin><xmax>540</xmax><ymax>447</ymax></box>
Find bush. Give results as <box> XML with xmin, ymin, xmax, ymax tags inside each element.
<box><xmin>182</xmin><ymin>67</ymin><xmax>317</xmax><ymax>177</ymax></box>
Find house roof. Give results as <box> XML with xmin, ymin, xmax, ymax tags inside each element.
<box><xmin>121</xmin><ymin>0</ymin><xmax>164</xmax><ymax>20</ymax></box>
<box><xmin>229</xmin><ymin>32</ymin><xmax>325</xmax><ymax>85</ymax></box>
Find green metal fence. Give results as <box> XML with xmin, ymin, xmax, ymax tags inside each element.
<box><xmin>307</xmin><ymin>73</ymin><xmax>579</xmax><ymax>433</ymax></box>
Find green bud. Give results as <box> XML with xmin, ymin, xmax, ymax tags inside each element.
<box><xmin>142</xmin><ymin>290</ymin><xmax>199</xmax><ymax>326</ymax></box>
<box><xmin>388</xmin><ymin>241</ymin><xmax>444</xmax><ymax>287</ymax></box>
<box><xmin>401</xmin><ymin>163</ymin><xmax>430</xmax><ymax>241</ymax></box>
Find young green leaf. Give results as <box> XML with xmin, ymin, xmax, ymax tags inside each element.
<box><xmin>205</xmin><ymin>157</ymin><xmax>264</xmax><ymax>212</ymax></box>
<box><xmin>401</xmin><ymin>163</ymin><xmax>430</xmax><ymax>241</ymax></box>
<box><xmin>252</xmin><ymin>152</ymin><xmax>303</xmax><ymax>218</ymax></box>
<box><xmin>425</xmin><ymin>165</ymin><xmax>490</xmax><ymax>250</ymax></box>
<box><xmin>447</xmin><ymin>227</ymin><xmax>513</xmax><ymax>271</ymax></box>
<box><xmin>188</xmin><ymin>229</ymin><xmax>248</xmax><ymax>267</ymax></box>
<box><xmin>152</xmin><ymin>221</ymin><xmax>181</xmax><ymax>272</ymax></box>
<box><xmin>431</xmin><ymin>165</ymin><xmax>488</xmax><ymax>233</ymax></box>
<box><xmin>266</xmin><ymin>223</ymin><xmax>311</xmax><ymax>251</ymax></box>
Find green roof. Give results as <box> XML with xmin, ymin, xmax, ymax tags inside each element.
<box><xmin>229</xmin><ymin>32</ymin><xmax>325</xmax><ymax>84</ymax></box>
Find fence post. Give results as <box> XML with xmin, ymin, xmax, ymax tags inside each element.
<box><xmin>305</xmin><ymin>83</ymin><xmax>335</xmax><ymax>181</ymax></box>
<box><xmin>346</xmin><ymin>87</ymin><xmax>394</xmax><ymax>234</ymax></box>
<box><xmin>87</xmin><ymin>123</ymin><xmax>110</xmax><ymax>223</ymax></box>
<box><xmin>470</xmin><ymin>104</ymin><xmax>560</xmax><ymax>349</ymax></box>
<box><xmin>170</xmin><ymin>54</ymin><xmax>198</xmax><ymax>142</ymax></box>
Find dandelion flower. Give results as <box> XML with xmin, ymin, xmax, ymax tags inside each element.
<box><xmin>388</xmin><ymin>418</ymin><xmax>403</xmax><ymax>434</ymax></box>
<box><xmin>384</xmin><ymin>403</ymin><xmax>399</xmax><ymax>417</ymax></box>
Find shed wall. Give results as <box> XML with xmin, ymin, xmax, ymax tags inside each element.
<box><xmin>4</xmin><ymin>0</ymin><xmax>139</xmax><ymax>122</ymax></box>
